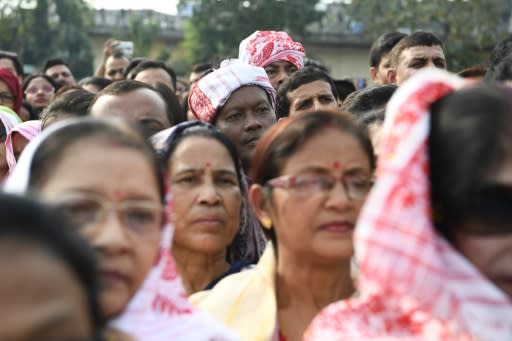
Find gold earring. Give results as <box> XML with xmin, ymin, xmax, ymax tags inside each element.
<box><xmin>260</xmin><ymin>217</ymin><xmax>272</xmax><ymax>229</ymax></box>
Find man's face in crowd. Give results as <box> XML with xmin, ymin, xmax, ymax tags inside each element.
<box><xmin>264</xmin><ymin>60</ymin><xmax>298</xmax><ymax>90</ymax></box>
<box><xmin>370</xmin><ymin>53</ymin><xmax>392</xmax><ymax>85</ymax></box>
<box><xmin>105</xmin><ymin>56</ymin><xmax>130</xmax><ymax>81</ymax></box>
<box><xmin>388</xmin><ymin>45</ymin><xmax>446</xmax><ymax>85</ymax></box>
<box><xmin>214</xmin><ymin>85</ymin><xmax>276</xmax><ymax>172</ymax></box>
<box><xmin>134</xmin><ymin>67</ymin><xmax>175</xmax><ymax>91</ymax></box>
<box><xmin>46</xmin><ymin>64</ymin><xmax>76</xmax><ymax>87</ymax></box>
<box><xmin>287</xmin><ymin>80</ymin><xmax>339</xmax><ymax>117</ymax></box>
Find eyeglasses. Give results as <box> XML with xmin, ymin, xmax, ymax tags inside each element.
<box><xmin>51</xmin><ymin>194</ymin><xmax>164</xmax><ymax>240</ymax></box>
<box><xmin>0</xmin><ymin>91</ymin><xmax>14</xmax><ymax>104</ymax></box>
<box><xmin>25</xmin><ymin>85</ymin><xmax>54</xmax><ymax>95</ymax></box>
<box><xmin>266</xmin><ymin>172</ymin><xmax>373</xmax><ymax>201</ymax></box>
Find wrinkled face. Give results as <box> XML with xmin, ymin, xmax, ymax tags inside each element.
<box><xmin>37</xmin><ymin>138</ymin><xmax>161</xmax><ymax>319</ymax></box>
<box><xmin>371</xmin><ymin>53</ymin><xmax>392</xmax><ymax>85</ymax></box>
<box><xmin>134</xmin><ymin>68</ymin><xmax>174</xmax><ymax>91</ymax></box>
<box><xmin>259</xmin><ymin>129</ymin><xmax>371</xmax><ymax>263</ymax></box>
<box><xmin>169</xmin><ymin>136</ymin><xmax>242</xmax><ymax>255</ymax></box>
<box><xmin>215</xmin><ymin>85</ymin><xmax>276</xmax><ymax>172</ymax></box>
<box><xmin>393</xmin><ymin>45</ymin><xmax>446</xmax><ymax>85</ymax></box>
<box><xmin>89</xmin><ymin>89</ymin><xmax>170</xmax><ymax>138</ymax></box>
<box><xmin>264</xmin><ymin>60</ymin><xmax>298</xmax><ymax>90</ymax></box>
<box><xmin>453</xmin><ymin>154</ymin><xmax>512</xmax><ymax>298</ymax></box>
<box><xmin>105</xmin><ymin>56</ymin><xmax>130</xmax><ymax>81</ymax></box>
<box><xmin>46</xmin><ymin>64</ymin><xmax>76</xmax><ymax>87</ymax></box>
<box><xmin>0</xmin><ymin>79</ymin><xmax>15</xmax><ymax>111</ymax></box>
<box><xmin>0</xmin><ymin>243</ymin><xmax>93</xmax><ymax>341</ymax></box>
<box><xmin>24</xmin><ymin>77</ymin><xmax>55</xmax><ymax>111</ymax></box>
<box><xmin>287</xmin><ymin>80</ymin><xmax>339</xmax><ymax>117</ymax></box>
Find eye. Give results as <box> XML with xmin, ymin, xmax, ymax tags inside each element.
<box><xmin>124</xmin><ymin>206</ymin><xmax>158</xmax><ymax>228</ymax></box>
<box><xmin>175</xmin><ymin>175</ymin><xmax>198</xmax><ymax>185</ymax></box>
<box><xmin>264</xmin><ymin>67</ymin><xmax>277</xmax><ymax>76</ymax></box>
<box><xmin>257</xmin><ymin>105</ymin><xmax>271</xmax><ymax>114</ymax></box>
<box><xmin>226</xmin><ymin>112</ymin><xmax>243</xmax><ymax>122</ymax></box>
<box><xmin>215</xmin><ymin>175</ymin><xmax>238</xmax><ymax>186</ymax></box>
<box><xmin>319</xmin><ymin>95</ymin><xmax>335</xmax><ymax>103</ymax></box>
<box><xmin>58</xmin><ymin>200</ymin><xmax>100</xmax><ymax>227</ymax></box>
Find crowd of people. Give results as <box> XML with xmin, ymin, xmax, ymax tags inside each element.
<box><xmin>0</xmin><ymin>28</ymin><xmax>511</xmax><ymax>341</ymax></box>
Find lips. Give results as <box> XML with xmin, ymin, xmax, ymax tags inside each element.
<box><xmin>242</xmin><ymin>134</ymin><xmax>261</xmax><ymax>146</ymax></box>
<box><xmin>194</xmin><ymin>215</ymin><xmax>224</xmax><ymax>228</ymax></box>
<box><xmin>99</xmin><ymin>269</ymin><xmax>130</xmax><ymax>287</ymax></box>
<box><xmin>319</xmin><ymin>221</ymin><xmax>354</xmax><ymax>233</ymax></box>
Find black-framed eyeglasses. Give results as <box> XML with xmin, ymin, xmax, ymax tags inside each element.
<box><xmin>265</xmin><ymin>171</ymin><xmax>373</xmax><ymax>201</ymax></box>
<box><xmin>0</xmin><ymin>92</ymin><xmax>14</xmax><ymax>104</ymax></box>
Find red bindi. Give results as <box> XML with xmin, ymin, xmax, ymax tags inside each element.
<box><xmin>205</xmin><ymin>161</ymin><xmax>212</xmax><ymax>168</ymax></box>
<box><xmin>112</xmin><ymin>189</ymin><xmax>123</xmax><ymax>199</ymax></box>
<box><xmin>332</xmin><ymin>161</ymin><xmax>341</xmax><ymax>169</ymax></box>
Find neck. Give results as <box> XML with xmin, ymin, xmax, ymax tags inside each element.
<box><xmin>172</xmin><ymin>245</ymin><xmax>229</xmax><ymax>295</ymax></box>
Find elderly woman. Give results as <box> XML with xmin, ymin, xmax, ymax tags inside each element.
<box><xmin>191</xmin><ymin>111</ymin><xmax>375</xmax><ymax>341</ymax></box>
<box><xmin>3</xmin><ymin>118</ymin><xmax>237</xmax><ymax>341</ymax></box>
<box><xmin>238</xmin><ymin>30</ymin><xmax>305</xmax><ymax>90</ymax></box>
<box><xmin>153</xmin><ymin>121</ymin><xmax>264</xmax><ymax>295</ymax></box>
<box><xmin>188</xmin><ymin>59</ymin><xmax>276</xmax><ymax>174</ymax></box>
<box><xmin>305</xmin><ymin>70</ymin><xmax>512</xmax><ymax>340</ymax></box>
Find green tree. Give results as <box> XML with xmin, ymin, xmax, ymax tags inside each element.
<box><xmin>0</xmin><ymin>0</ymin><xmax>94</xmax><ymax>78</ymax></box>
<box><xmin>112</xmin><ymin>13</ymin><xmax>160</xmax><ymax>57</ymax></box>
<box><xmin>177</xmin><ymin>0</ymin><xmax>322</xmax><ymax>65</ymax></box>
<box><xmin>343</xmin><ymin>0</ymin><xmax>509</xmax><ymax>71</ymax></box>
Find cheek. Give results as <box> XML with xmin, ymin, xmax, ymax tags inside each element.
<box><xmin>454</xmin><ymin>233</ymin><xmax>501</xmax><ymax>276</ymax></box>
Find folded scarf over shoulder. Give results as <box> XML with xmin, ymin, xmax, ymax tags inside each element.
<box><xmin>305</xmin><ymin>69</ymin><xmax>512</xmax><ymax>340</ymax></box>
<box><xmin>5</xmin><ymin>120</ymin><xmax>41</xmax><ymax>175</ymax></box>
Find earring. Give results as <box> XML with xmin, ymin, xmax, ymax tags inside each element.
<box><xmin>260</xmin><ymin>217</ymin><xmax>272</xmax><ymax>229</ymax></box>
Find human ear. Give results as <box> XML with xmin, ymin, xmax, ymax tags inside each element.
<box><xmin>249</xmin><ymin>184</ymin><xmax>272</xmax><ymax>227</ymax></box>
<box><xmin>387</xmin><ymin>68</ymin><xmax>397</xmax><ymax>84</ymax></box>
<box><xmin>369</xmin><ymin>67</ymin><xmax>378</xmax><ymax>83</ymax></box>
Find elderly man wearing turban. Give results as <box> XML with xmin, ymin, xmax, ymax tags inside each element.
<box><xmin>239</xmin><ymin>31</ymin><xmax>305</xmax><ymax>91</ymax></box>
<box><xmin>188</xmin><ymin>60</ymin><xmax>276</xmax><ymax>174</ymax></box>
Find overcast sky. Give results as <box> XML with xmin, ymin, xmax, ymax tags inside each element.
<box><xmin>85</xmin><ymin>0</ymin><xmax>179</xmax><ymax>15</ymax></box>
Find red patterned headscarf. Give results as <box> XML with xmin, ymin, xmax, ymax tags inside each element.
<box><xmin>238</xmin><ymin>31</ymin><xmax>305</xmax><ymax>70</ymax></box>
<box><xmin>0</xmin><ymin>68</ymin><xmax>22</xmax><ymax>115</ymax></box>
<box><xmin>188</xmin><ymin>59</ymin><xmax>276</xmax><ymax>123</ymax></box>
<box><xmin>304</xmin><ymin>69</ymin><xmax>512</xmax><ymax>340</ymax></box>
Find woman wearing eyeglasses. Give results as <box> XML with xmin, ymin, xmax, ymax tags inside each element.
<box><xmin>22</xmin><ymin>74</ymin><xmax>58</xmax><ymax>115</ymax></box>
<box><xmin>3</xmin><ymin>117</ymin><xmax>239</xmax><ymax>341</ymax></box>
<box><xmin>190</xmin><ymin>111</ymin><xmax>375</xmax><ymax>341</ymax></box>
<box><xmin>0</xmin><ymin>68</ymin><xmax>22</xmax><ymax>116</ymax></box>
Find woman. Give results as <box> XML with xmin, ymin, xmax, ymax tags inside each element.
<box><xmin>190</xmin><ymin>111</ymin><xmax>375</xmax><ymax>341</ymax></box>
<box><xmin>5</xmin><ymin>120</ymin><xmax>41</xmax><ymax>174</ymax></box>
<box><xmin>0</xmin><ymin>107</ymin><xmax>20</xmax><ymax>180</ymax></box>
<box><xmin>152</xmin><ymin>121</ymin><xmax>263</xmax><ymax>294</ymax></box>
<box><xmin>0</xmin><ymin>192</ymin><xmax>103</xmax><ymax>340</ymax></box>
<box><xmin>0</xmin><ymin>68</ymin><xmax>22</xmax><ymax>116</ymax></box>
<box><xmin>3</xmin><ymin>117</ymin><xmax>238</xmax><ymax>340</ymax></box>
<box><xmin>305</xmin><ymin>70</ymin><xmax>512</xmax><ymax>340</ymax></box>
<box><xmin>22</xmin><ymin>74</ymin><xmax>58</xmax><ymax>115</ymax></box>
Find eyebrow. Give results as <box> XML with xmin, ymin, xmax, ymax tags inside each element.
<box><xmin>174</xmin><ymin>167</ymin><xmax>237</xmax><ymax>175</ymax></box>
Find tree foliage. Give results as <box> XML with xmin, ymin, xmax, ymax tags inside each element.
<box><xmin>112</xmin><ymin>14</ymin><xmax>160</xmax><ymax>58</ymax></box>
<box><xmin>0</xmin><ymin>0</ymin><xmax>94</xmax><ymax>78</ymax></box>
<box><xmin>177</xmin><ymin>0</ymin><xmax>322</xmax><ymax>65</ymax></box>
<box><xmin>343</xmin><ymin>0</ymin><xmax>509</xmax><ymax>71</ymax></box>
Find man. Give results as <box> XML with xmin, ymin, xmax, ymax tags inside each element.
<box><xmin>88</xmin><ymin>80</ymin><xmax>171</xmax><ymax>138</ymax></box>
<box><xmin>43</xmin><ymin>58</ymin><xmax>77</xmax><ymax>87</ymax></box>
<box><xmin>369</xmin><ymin>31</ymin><xmax>406</xmax><ymax>85</ymax></box>
<box><xmin>130</xmin><ymin>60</ymin><xmax>177</xmax><ymax>92</ymax></box>
<box><xmin>341</xmin><ymin>84</ymin><xmax>397</xmax><ymax>117</ymax></box>
<box><xmin>188</xmin><ymin>60</ymin><xmax>276</xmax><ymax>173</ymax></box>
<box><xmin>189</xmin><ymin>63</ymin><xmax>212</xmax><ymax>86</ymax></box>
<box><xmin>0</xmin><ymin>51</ymin><xmax>23</xmax><ymax>82</ymax></box>
<box><xmin>239</xmin><ymin>30</ymin><xmax>305</xmax><ymax>91</ymax></box>
<box><xmin>275</xmin><ymin>66</ymin><xmax>340</xmax><ymax>119</ymax></box>
<box><xmin>387</xmin><ymin>31</ymin><xmax>447</xmax><ymax>85</ymax></box>
<box><xmin>104</xmin><ymin>52</ymin><xmax>130</xmax><ymax>81</ymax></box>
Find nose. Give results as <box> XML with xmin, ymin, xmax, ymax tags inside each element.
<box><xmin>324</xmin><ymin>180</ymin><xmax>351</xmax><ymax>210</ymax></box>
<box><xmin>89</xmin><ymin>210</ymin><xmax>131</xmax><ymax>254</ymax></box>
<box><xmin>198</xmin><ymin>180</ymin><xmax>221</xmax><ymax>205</ymax></box>
<box><xmin>312</xmin><ymin>99</ymin><xmax>323</xmax><ymax>111</ymax></box>
<box><xmin>244</xmin><ymin>112</ymin><xmax>263</xmax><ymax>131</ymax></box>
<box><xmin>275</xmin><ymin>68</ymin><xmax>288</xmax><ymax>88</ymax></box>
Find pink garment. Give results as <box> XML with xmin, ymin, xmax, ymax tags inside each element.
<box><xmin>188</xmin><ymin>59</ymin><xmax>276</xmax><ymax>123</ymax></box>
<box><xmin>5</xmin><ymin>120</ymin><xmax>40</xmax><ymax>175</ymax></box>
<box><xmin>238</xmin><ymin>31</ymin><xmax>305</xmax><ymax>69</ymax></box>
<box><xmin>304</xmin><ymin>69</ymin><xmax>512</xmax><ymax>340</ymax></box>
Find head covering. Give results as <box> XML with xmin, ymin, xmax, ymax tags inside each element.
<box><xmin>5</xmin><ymin>120</ymin><xmax>41</xmax><ymax>175</ymax></box>
<box><xmin>238</xmin><ymin>30</ymin><xmax>305</xmax><ymax>70</ymax></box>
<box><xmin>3</xmin><ymin>118</ymin><xmax>238</xmax><ymax>341</ymax></box>
<box><xmin>0</xmin><ymin>106</ymin><xmax>21</xmax><ymax>133</ymax></box>
<box><xmin>188</xmin><ymin>59</ymin><xmax>276</xmax><ymax>123</ymax></box>
<box><xmin>152</xmin><ymin>121</ymin><xmax>267</xmax><ymax>264</ymax></box>
<box><xmin>305</xmin><ymin>69</ymin><xmax>512</xmax><ymax>340</ymax></box>
<box><xmin>0</xmin><ymin>68</ymin><xmax>22</xmax><ymax>114</ymax></box>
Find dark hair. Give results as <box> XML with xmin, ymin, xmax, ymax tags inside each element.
<box><xmin>333</xmin><ymin>79</ymin><xmax>356</xmax><ymax>102</ymax></box>
<box><xmin>40</xmin><ymin>89</ymin><xmax>94</xmax><ymax>128</ymax></box>
<box><xmin>429</xmin><ymin>84</ymin><xmax>512</xmax><ymax>240</ymax></box>
<box><xmin>124</xmin><ymin>57</ymin><xmax>147</xmax><ymax>79</ymax></box>
<box><xmin>0</xmin><ymin>192</ymin><xmax>103</xmax><ymax>336</ymax></box>
<box><xmin>153</xmin><ymin>82</ymin><xmax>186</xmax><ymax>126</ymax></box>
<box><xmin>251</xmin><ymin>111</ymin><xmax>376</xmax><ymax>245</ymax></box>
<box><xmin>191</xmin><ymin>63</ymin><xmax>213</xmax><ymax>74</ymax></box>
<box><xmin>28</xmin><ymin>118</ymin><xmax>165</xmax><ymax>202</ymax></box>
<box><xmin>276</xmin><ymin>66</ymin><xmax>338</xmax><ymax>119</ymax></box>
<box><xmin>130</xmin><ymin>60</ymin><xmax>177</xmax><ymax>91</ymax></box>
<box><xmin>22</xmin><ymin>73</ymin><xmax>59</xmax><ymax>93</ymax></box>
<box><xmin>43</xmin><ymin>58</ymin><xmax>71</xmax><ymax>74</ymax></box>
<box><xmin>369</xmin><ymin>31</ymin><xmax>407</xmax><ymax>68</ymax></box>
<box><xmin>78</xmin><ymin>77</ymin><xmax>113</xmax><ymax>92</ymax></box>
<box><xmin>390</xmin><ymin>31</ymin><xmax>444</xmax><ymax>68</ymax></box>
<box><xmin>304</xmin><ymin>58</ymin><xmax>330</xmax><ymax>73</ymax></box>
<box><xmin>485</xmin><ymin>35</ymin><xmax>512</xmax><ymax>81</ymax></box>
<box><xmin>0</xmin><ymin>50</ymin><xmax>23</xmax><ymax>76</ymax></box>
<box><xmin>341</xmin><ymin>84</ymin><xmax>397</xmax><ymax>117</ymax></box>
<box><xmin>458</xmin><ymin>65</ymin><xmax>486</xmax><ymax>79</ymax></box>
<box><xmin>359</xmin><ymin>108</ymin><xmax>385</xmax><ymax>126</ymax></box>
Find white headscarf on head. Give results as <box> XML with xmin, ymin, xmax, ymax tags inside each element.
<box><xmin>3</xmin><ymin>117</ymin><xmax>239</xmax><ymax>341</ymax></box>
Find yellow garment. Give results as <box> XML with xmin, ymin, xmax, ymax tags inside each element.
<box><xmin>190</xmin><ymin>243</ymin><xmax>278</xmax><ymax>341</ymax></box>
